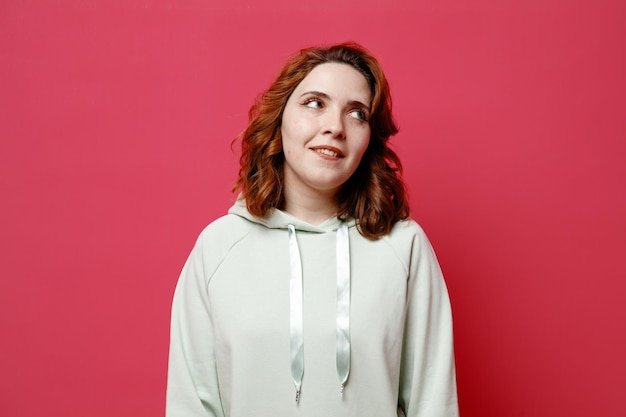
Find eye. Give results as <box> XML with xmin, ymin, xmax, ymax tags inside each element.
<box><xmin>303</xmin><ymin>98</ymin><xmax>323</xmax><ymax>109</ymax></box>
<box><xmin>349</xmin><ymin>108</ymin><xmax>368</xmax><ymax>122</ymax></box>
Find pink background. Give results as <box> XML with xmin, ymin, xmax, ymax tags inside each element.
<box><xmin>1</xmin><ymin>0</ymin><xmax>625</xmax><ymax>416</ymax></box>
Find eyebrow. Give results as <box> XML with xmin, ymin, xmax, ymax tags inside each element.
<box><xmin>300</xmin><ymin>90</ymin><xmax>371</xmax><ymax>111</ymax></box>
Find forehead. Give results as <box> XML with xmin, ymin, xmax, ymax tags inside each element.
<box><xmin>294</xmin><ymin>62</ymin><xmax>372</xmax><ymax>103</ymax></box>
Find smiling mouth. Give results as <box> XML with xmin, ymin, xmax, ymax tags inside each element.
<box><xmin>312</xmin><ymin>147</ymin><xmax>344</xmax><ymax>158</ymax></box>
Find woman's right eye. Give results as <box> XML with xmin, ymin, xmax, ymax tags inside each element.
<box><xmin>304</xmin><ymin>98</ymin><xmax>323</xmax><ymax>109</ymax></box>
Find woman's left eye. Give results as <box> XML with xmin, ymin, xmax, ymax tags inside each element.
<box><xmin>349</xmin><ymin>109</ymin><xmax>368</xmax><ymax>122</ymax></box>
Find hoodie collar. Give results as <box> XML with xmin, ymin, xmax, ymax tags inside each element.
<box><xmin>228</xmin><ymin>197</ymin><xmax>357</xmax><ymax>233</ymax></box>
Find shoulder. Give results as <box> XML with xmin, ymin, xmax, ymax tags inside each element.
<box><xmin>386</xmin><ymin>218</ymin><xmax>429</xmax><ymax>245</ymax></box>
<box><xmin>199</xmin><ymin>213</ymin><xmax>255</xmax><ymax>236</ymax></box>
<box><xmin>188</xmin><ymin>214</ymin><xmax>258</xmax><ymax>278</ymax></box>
<box><xmin>376</xmin><ymin>219</ymin><xmax>436</xmax><ymax>270</ymax></box>
<box><xmin>180</xmin><ymin>214</ymin><xmax>260</xmax><ymax>283</ymax></box>
<box><xmin>196</xmin><ymin>213</ymin><xmax>256</xmax><ymax>249</ymax></box>
<box><xmin>352</xmin><ymin>219</ymin><xmax>429</xmax><ymax>249</ymax></box>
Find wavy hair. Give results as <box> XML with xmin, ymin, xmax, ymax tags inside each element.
<box><xmin>233</xmin><ymin>42</ymin><xmax>409</xmax><ymax>239</ymax></box>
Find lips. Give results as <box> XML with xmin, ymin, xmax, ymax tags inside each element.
<box><xmin>311</xmin><ymin>146</ymin><xmax>345</xmax><ymax>158</ymax></box>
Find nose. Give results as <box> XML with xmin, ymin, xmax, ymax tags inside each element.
<box><xmin>322</xmin><ymin>108</ymin><xmax>345</xmax><ymax>140</ymax></box>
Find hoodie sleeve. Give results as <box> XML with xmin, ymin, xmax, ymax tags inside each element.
<box><xmin>397</xmin><ymin>224</ymin><xmax>459</xmax><ymax>417</ymax></box>
<box><xmin>166</xmin><ymin>234</ymin><xmax>224</xmax><ymax>417</ymax></box>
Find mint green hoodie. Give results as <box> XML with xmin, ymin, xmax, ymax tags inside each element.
<box><xmin>166</xmin><ymin>200</ymin><xmax>458</xmax><ymax>417</ymax></box>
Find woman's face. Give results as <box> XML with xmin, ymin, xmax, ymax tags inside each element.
<box><xmin>280</xmin><ymin>62</ymin><xmax>371</xmax><ymax>201</ymax></box>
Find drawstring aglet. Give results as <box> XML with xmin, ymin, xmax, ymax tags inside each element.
<box><xmin>295</xmin><ymin>389</ymin><xmax>301</xmax><ymax>404</ymax></box>
<box><xmin>340</xmin><ymin>384</ymin><xmax>345</xmax><ymax>399</ymax></box>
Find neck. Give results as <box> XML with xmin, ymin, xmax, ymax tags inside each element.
<box><xmin>283</xmin><ymin>188</ymin><xmax>339</xmax><ymax>226</ymax></box>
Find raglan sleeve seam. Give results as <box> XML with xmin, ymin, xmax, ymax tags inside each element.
<box><xmin>166</xmin><ymin>221</ymin><xmax>256</xmax><ymax>417</ymax></box>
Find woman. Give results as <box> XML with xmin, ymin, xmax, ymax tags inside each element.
<box><xmin>166</xmin><ymin>43</ymin><xmax>459</xmax><ymax>417</ymax></box>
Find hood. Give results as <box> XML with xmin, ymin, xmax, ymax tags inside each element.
<box><xmin>228</xmin><ymin>196</ymin><xmax>353</xmax><ymax>404</ymax></box>
<box><xmin>228</xmin><ymin>197</ymin><xmax>357</xmax><ymax>233</ymax></box>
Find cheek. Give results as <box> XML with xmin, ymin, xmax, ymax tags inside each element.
<box><xmin>348</xmin><ymin>135</ymin><xmax>371</xmax><ymax>174</ymax></box>
<box><xmin>280</xmin><ymin>127</ymin><xmax>296</xmax><ymax>155</ymax></box>
<box><xmin>354</xmin><ymin>133</ymin><xmax>371</xmax><ymax>159</ymax></box>
<box><xmin>280</xmin><ymin>125</ymin><xmax>297</xmax><ymax>161</ymax></box>
<box><xmin>287</xmin><ymin>117</ymin><xmax>308</xmax><ymax>135</ymax></box>
<box><xmin>279</xmin><ymin>116</ymin><xmax>293</xmax><ymax>148</ymax></box>
<box><xmin>280</xmin><ymin>116</ymin><xmax>299</xmax><ymax>146</ymax></box>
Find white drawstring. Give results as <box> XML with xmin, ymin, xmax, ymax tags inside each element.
<box><xmin>288</xmin><ymin>224</ymin><xmax>304</xmax><ymax>404</ymax></box>
<box><xmin>336</xmin><ymin>222</ymin><xmax>351</xmax><ymax>396</ymax></box>
<box><xmin>287</xmin><ymin>222</ymin><xmax>351</xmax><ymax>403</ymax></box>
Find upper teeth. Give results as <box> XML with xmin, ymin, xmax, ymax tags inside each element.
<box><xmin>316</xmin><ymin>149</ymin><xmax>339</xmax><ymax>157</ymax></box>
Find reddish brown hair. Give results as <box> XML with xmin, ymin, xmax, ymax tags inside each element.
<box><xmin>233</xmin><ymin>42</ymin><xmax>409</xmax><ymax>239</ymax></box>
